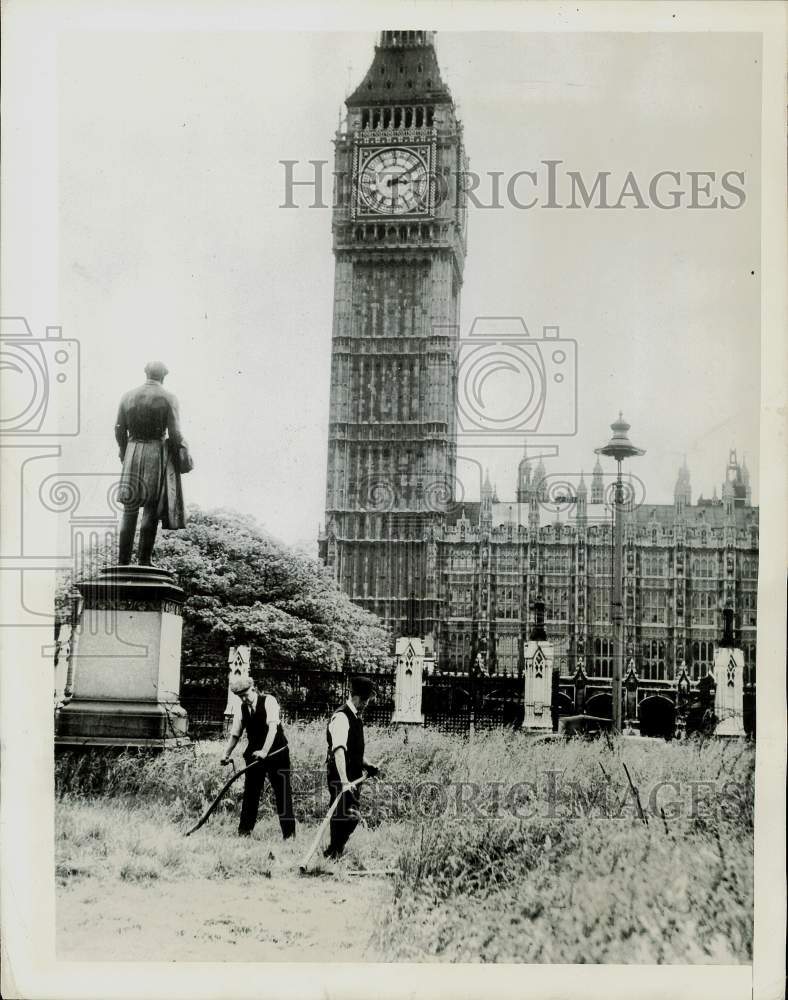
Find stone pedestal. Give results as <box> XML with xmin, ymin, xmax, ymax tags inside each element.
<box><xmin>522</xmin><ymin>640</ymin><xmax>554</xmax><ymax>730</ymax></box>
<box><xmin>713</xmin><ymin>646</ymin><xmax>746</xmax><ymax>737</ymax></box>
<box><xmin>55</xmin><ymin>565</ymin><xmax>189</xmax><ymax>748</ymax></box>
<box><xmin>392</xmin><ymin>637</ymin><xmax>425</xmax><ymax>725</ymax></box>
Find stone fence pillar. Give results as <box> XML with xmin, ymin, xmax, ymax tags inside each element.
<box><xmin>713</xmin><ymin>606</ymin><xmax>745</xmax><ymax>737</ymax></box>
<box><xmin>392</xmin><ymin>637</ymin><xmax>425</xmax><ymax>725</ymax></box>
<box><xmin>224</xmin><ymin>645</ymin><xmax>251</xmax><ymax>735</ymax></box>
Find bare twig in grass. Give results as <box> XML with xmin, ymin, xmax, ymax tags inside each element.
<box><xmin>346</xmin><ymin>869</ymin><xmax>397</xmax><ymax>877</ymax></box>
<box><xmin>622</xmin><ymin>761</ymin><xmax>648</xmax><ymax>826</ymax></box>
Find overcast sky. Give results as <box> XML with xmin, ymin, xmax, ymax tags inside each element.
<box><xmin>52</xmin><ymin>29</ymin><xmax>760</xmax><ymax>545</ymax></box>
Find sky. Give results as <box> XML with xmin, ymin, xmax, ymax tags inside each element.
<box><xmin>47</xmin><ymin>29</ymin><xmax>760</xmax><ymax>546</ymax></box>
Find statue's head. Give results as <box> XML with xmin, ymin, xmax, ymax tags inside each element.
<box><xmin>144</xmin><ymin>360</ymin><xmax>169</xmax><ymax>382</ymax></box>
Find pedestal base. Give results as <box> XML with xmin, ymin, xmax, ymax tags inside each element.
<box><xmin>714</xmin><ymin>721</ymin><xmax>747</xmax><ymax>738</ymax></box>
<box><xmin>55</xmin><ymin>565</ymin><xmax>189</xmax><ymax>749</ymax></box>
<box><xmin>55</xmin><ymin>700</ymin><xmax>188</xmax><ymax>748</ymax></box>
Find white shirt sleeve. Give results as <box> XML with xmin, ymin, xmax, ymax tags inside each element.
<box><xmin>230</xmin><ymin>698</ymin><xmax>244</xmax><ymax>738</ymax></box>
<box><xmin>328</xmin><ymin>712</ymin><xmax>350</xmax><ymax>751</ymax></box>
<box><xmin>264</xmin><ymin>694</ymin><xmax>280</xmax><ymax>726</ymax></box>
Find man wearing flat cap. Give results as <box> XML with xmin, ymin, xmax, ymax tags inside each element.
<box><xmin>115</xmin><ymin>361</ymin><xmax>190</xmax><ymax>565</ymax></box>
<box><xmin>221</xmin><ymin>675</ymin><xmax>296</xmax><ymax>840</ymax></box>
<box><xmin>324</xmin><ymin>675</ymin><xmax>380</xmax><ymax>860</ymax></box>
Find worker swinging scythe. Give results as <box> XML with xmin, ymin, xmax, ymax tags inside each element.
<box><xmin>185</xmin><ymin>671</ymin><xmax>295</xmax><ymax>839</ymax></box>
<box><xmin>299</xmin><ymin>676</ymin><xmax>382</xmax><ymax>872</ymax></box>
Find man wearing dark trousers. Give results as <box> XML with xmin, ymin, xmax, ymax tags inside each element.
<box><xmin>324</xmin><ymin>676</ymin><xmax>380</xmax><ymax>860</ymax></box>
<box><xmin>221</xmin><ymin>677</ymin><xmax>295</xmax><ymax>840</ymax></box>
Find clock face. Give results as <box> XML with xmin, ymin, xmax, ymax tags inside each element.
<box><xmin>357</xmin><ymin>147</ymin><xmax>430</xmax><ymax>216</ymax></box>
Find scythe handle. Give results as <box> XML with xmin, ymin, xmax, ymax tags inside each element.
<box><xmin>298</xmin><ymin>776</ymin><xmax>367</xmax><ymax>873</ymax></box>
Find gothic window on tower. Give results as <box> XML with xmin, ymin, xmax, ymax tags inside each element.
<box><xmin>543</xmin><ymin>548</ymin><xmax>571</xmax><ymax>575</ymax></box>
<box><xmin>691</xmin><ymin>640</ymin><xmax>714</xmax><ymax>680</ymax></box>
<box><xmin>590</xmin><ymin>584</ymin><xmax>611</xmax><ymax>623</ymax></box>
<box><xmin>352</xmin><ymin>263</ymin><xmax>428</xmax><ymax>339</ymax></box>
<box><xmin>691</xmin><ymin>553</ymin><xmax>718</xmax><ymax>577</ymax></box>
<box><xmin>450</xmin><ymin>587</ymin><xmax>473</xmax><ymax>618</ymax></box>
<box><xmin>741</xmin><ymin>555</ymin><xmax>758</xmax><ymax>579</ymax></box>
<box><xmin>641</xmin><ymin>640</ymin><xmax>666</xmax><ymax>680</ymax></box>
<box><xmin>590</xmin><ymin>548</ymin><xmax>611</xmax><ymax>576</ymax></box>
<box><xmin>740</xmin><ymin>589</ymin><xmax>757</xmax><ymax>626</ymax></box>
<box><xmin>592</xmin><ymin>637</ymin><xmax>613</xmax><ymax>678</ymax></box>
<box><xmin>642</xmin><ymin>552</ymin><xmax>666</xmax><ymax>577</ymax></box>
<box><xmin>495</xmin><ymin>547</ymin><xmax>517</xmax><ymax>571</ymax></box>
<box><xmin>642</xmin><ymin>588</ymin><xmax>668</xmax><ymax>624</ymax></box>
<box><xmin>497</xmin><ymin>634</ymin><xmax>518</xmax><ymax>674</ymax></box>
<box><xmin>544</xmin><ymin>586</ymin><xmax>568</xmax><ymax>623</ymax></box>
<box><xmin>497</xmin><ymin>586</ymin><xmax>519</xmax><ymax>620</ymax></box>
<box><xmin>690</xmin><ymin>590</ymin><xmax>716</xmax><ymax>626</ymax></box>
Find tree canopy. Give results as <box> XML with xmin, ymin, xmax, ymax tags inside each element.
<box><xmin>59</xmin><ymin>507</ymin><xmax>392</xmax><ymax>672</ymax></box>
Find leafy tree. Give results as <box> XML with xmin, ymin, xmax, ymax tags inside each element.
<box><xmin>57</xmin><ymin>506</ymin><xmax>391</xmax><ymax>672</ymax></box>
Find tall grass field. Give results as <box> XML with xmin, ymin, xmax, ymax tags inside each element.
<box><xmin>55</xmin><ymin>725</ymin><xmax>754</xmax><ymax>963</ymax></box>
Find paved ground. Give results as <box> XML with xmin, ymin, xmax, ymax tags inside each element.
<box><xmin>57</xmin><ymin>872</ymin><xmax>391</xmax><ymax>962</ymax></box>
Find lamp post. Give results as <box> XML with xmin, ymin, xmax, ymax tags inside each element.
<box><xmin>595</xmin><ymin>413</ymin><xmax>645</xmax><ymax>733</ymax></box>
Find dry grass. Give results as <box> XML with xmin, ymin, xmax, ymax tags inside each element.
<box><xmin>55</xmin><ymin>725</ymin><xmax>754</xmax><ymax>963</ymax></box>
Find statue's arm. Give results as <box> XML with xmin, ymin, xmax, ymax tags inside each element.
<box><xmin>167</xmin><ymin>394</ymin><xmax>183</xmax><ymax>449</ymax></box>
<box><xmin>114</xmin><ymin>400</ymin><xmax>127</xmax><ymax>460</ymax></box>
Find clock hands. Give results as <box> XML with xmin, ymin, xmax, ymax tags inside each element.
<box><xmin>382</xmin><ymin>166</ymin><xmax>419</xmax><ymax>189</ymax></box>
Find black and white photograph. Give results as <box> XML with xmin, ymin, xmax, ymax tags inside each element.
<box><xmin>1</xmin><ymin>3</ymin><xmax>785</xmax><ymax>999</ymax></box>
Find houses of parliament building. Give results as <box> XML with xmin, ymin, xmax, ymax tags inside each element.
<box><xmin>318</xmin><ymin>31</ymin><xmax>759</xmax><ymax>709</ymax></box>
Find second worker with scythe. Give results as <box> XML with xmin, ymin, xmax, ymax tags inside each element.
<box><xmin>323</xmin><ymin>676</ymin><xmax>380</xmax><ymax>861</ymax></box>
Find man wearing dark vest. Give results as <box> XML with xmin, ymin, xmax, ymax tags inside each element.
<box><xmin>324</xmin><ymin>676</ymin><xmax>380</xmax><ymax>860</ymax></box>
<box><xmin>221</xmin><ymin>676</ymin><xmax>295</xmax><ymax>840</ymax></box>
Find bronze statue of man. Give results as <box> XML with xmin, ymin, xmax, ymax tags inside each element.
<box><xmin>115</xmin><ymin>361</ymin><xmax>189</xmax><ymax>565</ymax></box>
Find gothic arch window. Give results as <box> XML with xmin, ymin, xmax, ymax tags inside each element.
<box><xmin>642</xmin><ymin>552</ymin><xmax>665</xmax><ymax>577</ymax></box>
<box><xmin>642</xmin><ymin>588</ymin><xmax>667</xmax><ymax>624</ymax></box>
<box><xmin>641</xmin><ymin>639</ymin><xmax>666</xmax><ymax>681</ymax></box>
<box><xmin>591</xmin><ymin>637</ymin><xmax>612</xmax><ymax>677</ymax></box>
<box><xmin>691</xmin><ymin>639</ymin><xmax>713</xmax><ymax>679</ymax></box>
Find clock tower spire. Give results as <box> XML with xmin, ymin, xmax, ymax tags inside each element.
<box><xmin>320</xmin><ymin>31</ymin><xmax>467</xmax><ymax>647</ymax></box>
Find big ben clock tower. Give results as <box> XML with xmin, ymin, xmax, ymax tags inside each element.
<box><xmin>320</xmin><ymin>31</ymin><xmax>467</xmax><ymax>647</ymax></box>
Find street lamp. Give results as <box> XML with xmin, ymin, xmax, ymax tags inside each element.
<box><xmin>595</xmin><ymin>413</ymin><xmax>645</xmax><ymax>732</ymax></box>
